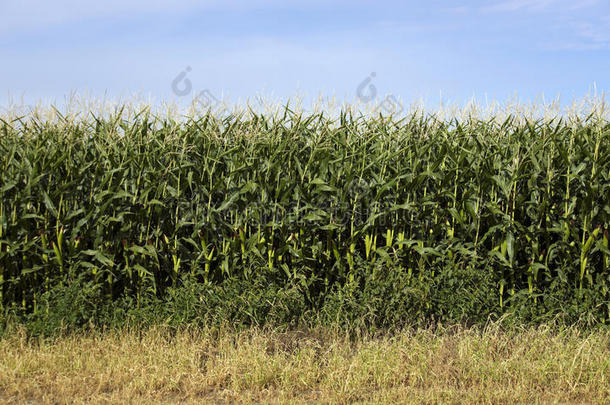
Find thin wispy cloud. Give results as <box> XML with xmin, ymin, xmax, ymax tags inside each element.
<box><xmin>483</xmin><ymin>0</ymin><xmax>599</xmax><ymax>13</ymax></box>
<box><xmin>475</xmin><ymin>0</ymin><xmax>609</xmax><ymax>50</ymax></box>
<box><xmin>0</xmin><ymin>0</ymin><xmax>363</xmax><ymax>34</ymax></box>
<box><xmin>548</xmin><ymin>16</ymin><xmax>610</xmax><ymax>50</ymax></box>
<box><xmin>483</xmin><ymin>0</ymin><xmax>557</xmax><ymax>13</ymax></box>
<box><xmin>1</xmin><ymin>0</ymin><xmax>608</xmax><ymax>107</ymax></box>
<box><xmin>572</xmin><ymin>18</ymin><xmax>610</xmax><ymax>44</ymax></box>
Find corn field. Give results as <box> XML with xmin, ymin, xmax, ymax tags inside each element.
<box><xmin>1</xmin><ymin>107</ymin><xmax>609</xmax><ymax>327</ymax></box>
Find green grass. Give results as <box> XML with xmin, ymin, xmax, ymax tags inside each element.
<box><xmin>0</xmin><ymin>104</ymin><xmax>609</xmax><ymax>335</ymax></box>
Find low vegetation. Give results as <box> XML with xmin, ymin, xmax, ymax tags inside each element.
<box><xmin>1</xmin><ymin>324</ymin><xmax>609</xmax><ymax>404</ymax></box>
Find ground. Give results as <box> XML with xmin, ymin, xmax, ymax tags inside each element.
<box><xmin>1</xmin><ymin>324</ymin><xmax>608</xmax><ymax>404</ymax></box>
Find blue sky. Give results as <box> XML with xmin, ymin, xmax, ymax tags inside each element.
<box><xmin>1</xmin><ymin>0</ymin><xmax>609</xmax><ymax>109</ymax></box>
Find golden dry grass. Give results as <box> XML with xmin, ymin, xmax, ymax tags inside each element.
<box><xmin>0</xmin><ymin>325</ymin><xmax>609</xmax><ymax>404</ymax></box>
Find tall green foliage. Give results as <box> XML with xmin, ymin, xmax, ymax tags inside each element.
<box><xmin>1</xmin><ymin>108</ymin><xmax>609</xmax><ymax>327</ymax></box>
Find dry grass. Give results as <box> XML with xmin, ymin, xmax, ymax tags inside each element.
<box><xmin>0</xmin><ymin>325</ymin><xmax>609</xmax><ymax>404</ymax></box>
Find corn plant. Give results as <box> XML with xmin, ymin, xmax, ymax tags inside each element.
<box><xmin>0</xmin><ymin>106</ymin><xmax>608</xmax><ymax>324</ymax></box>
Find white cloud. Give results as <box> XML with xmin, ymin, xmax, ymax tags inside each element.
<box><xmin>0</xmin><ymin>0</ymin><xmax>360</xmax><ymax>34</ymax></box>
<box><xmin>483</xmin><ymin>0</ymin><xmax>556</xmax><ymax>12</ymax></box>
<box><xmin>482</xmin><ymin>0</ymin><xmax>599</xmax><ymax>13</ymax></box>
<box><xmin>478</xmin><ymin>0</ymin><xmax>609</xmax><ymax>50</ymax></box>
<box><xmin>554</xmin><ymin>16</ymin><xmax>610</xmax><ymax>50</ymax></box>
<box><xmin>572</xmin><ymin>19</ymin><xmax>610</xmax><ymax>44</ymax></box>
<box><xmin>0</xmin><ymin>0</ymin><xmax>197</xmax><ymax>33</ymax></box>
